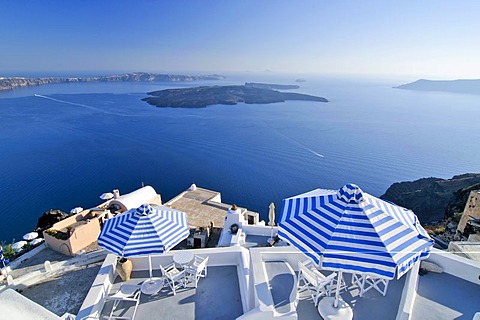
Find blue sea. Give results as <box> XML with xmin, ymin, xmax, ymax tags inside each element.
<box><xmin>1</xmin><ymin>74</ymin><xmax>479</xmax><ymax>243</ymax></box>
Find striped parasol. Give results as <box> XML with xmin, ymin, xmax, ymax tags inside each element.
<box><xmin>98</xmin><ymin>204</ymin><xmax>189</xmax><ymax>257</ymax></box>
<box><xmin>98</xmin><ymin>203</ymin><xmax>190</xmax><ymax>284</ymax></box>
<box><xmin>278</xmin><ymin>184</ymin><xmax>433</xmax><ymax>280</ymax></box>
<box><xmin>0</xmin><ymin>246</ymin><xmax>9</xmax><ymax>268</ymax></box>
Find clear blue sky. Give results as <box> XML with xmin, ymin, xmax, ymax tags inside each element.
<box><xmin>1</xmin><ymin>0</ymin><xmax>479</xmax><ymax>78</ymax></box>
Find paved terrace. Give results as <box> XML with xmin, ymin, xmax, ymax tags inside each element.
<box><xmin>413</xmin><ymin>272</ymin><xmax>480</xmax><ymax>319</ymax></box>
<box><xmin>166</xmin><ymin>187</ymin><xmax>229</xmax><ymax>228</ymax></box>
<box><xmin>295</xmin><ymin>273</ymin><xmax>405</xmax><ymax>320</ymax></box>
<box><xmin>251</xmin><ymin>247</ymin><xmax>407</xmax><ymax>320</ymax></box>
<box><xmin>96</xmin><ymin>252</ymin><xmax>406</xmax><ymax>320</ymax></box>
<box><xmin>166</xmin><ymin>186</ymin><xmax>260</xmax><ymax>229</ymax></box>
<box><xmin>102</xmin><ymin>267</ymin><xmax>243</xmax><ymax>320</ymax></box>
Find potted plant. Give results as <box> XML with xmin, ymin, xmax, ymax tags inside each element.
<box><xmin>116</xmin><ymin>257</ymin><xmax>133</xmax><ymax>281</ymax></box>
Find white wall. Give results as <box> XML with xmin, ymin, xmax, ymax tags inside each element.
<box><xmin>76</xmin><ymin>254</ymin><xmax>117</xmax><ymax>320</ymax></box>
<box><xmin>426</xmin><ymin>248</ymin><xmax>480</xmax><ymax>285</ymax></box>
<box><xmin>242</xmin><ymin>225</ymin><xmax>278</xmax><ymax>237</ymax></box>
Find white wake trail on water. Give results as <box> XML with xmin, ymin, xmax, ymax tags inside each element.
<box><xmin>34</xmin><ymin>94</ymin><xmax>136</xmax><ymax>117</ymax></box>
<box><xmin>262</xmin><ymin>121</ymin><xmax>325</xmax><ymax>158</ymax></box>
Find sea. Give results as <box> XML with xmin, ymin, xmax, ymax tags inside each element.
<box><xmin>1</xmin><ymin>73</ymin><xmax>479</xmax><ymax>243</ymax></box>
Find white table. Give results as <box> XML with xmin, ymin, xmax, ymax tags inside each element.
<box><xmin>173</xmin><ymin>250</ymin><xmax>194</xmax><ymax>268</ymax></box>
<box><xmin>141</xmin><ymin>277</ymin><xmax>164</xmax><ymax>295</ymax></box>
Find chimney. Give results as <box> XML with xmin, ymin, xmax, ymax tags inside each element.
<box><xmin>113</xmin><ymin>189</ymin><xmax>120</xmax><ymax>199</ymax></box>
<box><xmin>228</xmin><ymin>204</ymin><xmax>240</xmax><ymax>215</ymax></box>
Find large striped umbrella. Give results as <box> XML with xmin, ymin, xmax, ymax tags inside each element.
<box><xmin>278</xmin><ymin>184</ymin><xmax>433</xmax><ymax>280</ymax></box>
<box><xmin>98</xmin><ymin>204</ymin><xmax>190</xmax><ymax>279</ymax></box>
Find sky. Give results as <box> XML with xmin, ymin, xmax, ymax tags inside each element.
<box><xmin>1</xmin><ymin>0</ymin><xmax>479</xmax><ymax>79</ymax></box>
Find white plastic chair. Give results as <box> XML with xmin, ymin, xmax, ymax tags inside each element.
<box><xmin>185</xmin><ymin>255</ymin><xmax>209</xmax><ymax>288</ymax></box>
<box><xmin>105</xmin><ymin>284</ymin><xmax>141</xmax><ymax>320</ymax></box>
<box><xmin>160</xmin><ymin>262</ymin><xmax>187</xmax><ymax>295</ymax></box>
<box><xmin>297</xmin><ymin>260</ymin><xmax>337</xmax><ymax>306</ymax></box>
<box><xmin>352</xmin><ymin>273</ymin><xmax>389</xmax><ymax>297</ymax></box>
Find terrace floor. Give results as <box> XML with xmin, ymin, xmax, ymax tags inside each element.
<box><xmin>295</xmin><ymin>272</ymin><xmax>406</xmax><ymax>320</ymax></box>
<box><xmin>412</xmin><ymin>272</ymin><xmax>480</xmax><ymax>320</ymax></box>
<box><xmin>339</xmin><ymin>273</ymin><xmax>406</xmax><ymax>320</ymax></box>
<box><xmin>101</xmin><ymin>266</ymin><xmax>244</xmax><ymax>320</ymax></box>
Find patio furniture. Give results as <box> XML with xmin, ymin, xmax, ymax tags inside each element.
<box><xmin>160</xmin><ymin>262</ymin><xmax>187</xmax><ymax>295</ymax></box>
<box><xmin>352</xmin><ymin>273</ymin><xmax>389</xmax><ymax>297</ymax></box>
<box><xmin>173</xmin><ymin>250</ymin><xmax>194</xmax><ymax>269</ymax></box>
<box><xmin>185</xmin><ymin>255</ymin><xmax>209</xmax><ymax>288</ymax></box>
<box><xmin>297</xmin><ymin>260</ymin><xmax>337</xmax><ymax>306</ymax></box>
<box><xmin>105</xmin><ymin>284</ymin><xmax>141</xmax><ymax>320</ymax></box>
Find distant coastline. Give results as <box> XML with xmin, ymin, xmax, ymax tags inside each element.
<box><xmin>244</xmin><ymin>82</ymin><xmax>300</xmax><ymax>90</ymax></box>
<box><xmin>0</xmin><ymin>72</ymin><xmax>225</xmax><ymax>91</ymax></box>
<box><xmin>395</xmin><ymin>79</ymin><xmax>480</xmax><ymax>95</ymax></box>
<box><xmin>142</xmin><ymin>84</ymin><xmax>328</xmax><ymax>108</ymax></box>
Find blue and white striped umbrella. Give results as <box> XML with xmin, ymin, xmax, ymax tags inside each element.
<box><xmin>98</xmin><ymin>204</ymin><xmax>189</xmax><ymax>257</ymax></box>
<box><xmin>0</xmin><ymin>245</ymin><xmax>9</xmax><ymax>269</ymax></box>
<box><xmin>278</xmin><ymin>184</ymin><xmax>433</xmax><ymax>280</ymax></box>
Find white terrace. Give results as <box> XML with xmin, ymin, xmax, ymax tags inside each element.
<box><xmin>77</xmin><ymin>243</ymin><xmax>480</xmax><ymax>320</ymax></box>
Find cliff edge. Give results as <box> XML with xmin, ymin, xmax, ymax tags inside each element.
<box><xmin>381</xmin><ymin>173</ymin><xmax>480</xmax><ymax>223</ymax></box>
<box><xmin>0</xmin><ymin>72</ymin><xmax>225</xmax><ymax>91</ymax></box>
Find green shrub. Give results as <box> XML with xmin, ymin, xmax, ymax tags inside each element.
<box><xmin>0</xmin><ymin>240</ymin><xmax>17</xmax><ymax>261</ymax></box>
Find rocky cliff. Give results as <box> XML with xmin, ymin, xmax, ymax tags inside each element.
<box><xmin>381</xmin><ymin>173</ymin><xmax>480</xmax><ymax>223</ymax></box>
<box><xmin>0</xmin><ymin>72</ymin><xmax>225</xmax><ymax>91</ymax></box>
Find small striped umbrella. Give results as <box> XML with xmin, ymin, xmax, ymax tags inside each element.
<box><xmin>98</xmin><ymin>204</ymin><xmax>190</xmax><ymax>279</ymax></box>
<box><xmin>0</xmin><ymin>246</ymin><xmax>8</xmax><ymax>268</ymax></box>
<box><xmin>279</xmin><ymin>183</ymin><xmax>433</xmax><ymax>279</ymax></box>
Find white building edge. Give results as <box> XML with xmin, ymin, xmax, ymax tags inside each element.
<box><xmin>77</xmin><ymin>198</ymin><xmax>480</xmax><ymax>320</ymax></box>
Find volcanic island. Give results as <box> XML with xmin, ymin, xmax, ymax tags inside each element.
<box><xmin>142</xmin><ymin>83</ymin><xmax>328</xmax><ymax>108</ymax></box>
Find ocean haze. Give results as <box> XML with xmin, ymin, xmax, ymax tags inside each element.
<box><xmin>1</xmin><ymin>1</ymin><xmax>480</xmax><ymax>78</ymax></box>
<box><xmin>0</xmin><ymin>75</ymin><xmax>479</xmax><ymax>242</ymax></box>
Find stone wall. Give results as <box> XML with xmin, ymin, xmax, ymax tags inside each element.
<box><xmin>457</xmin><ymin>190</ymin><xmax>480</xmax><ymax>233</ymax></box>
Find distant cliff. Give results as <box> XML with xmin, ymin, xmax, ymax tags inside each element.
<box><xmin>381</xmin><ymin>173</ymin><xmax>480</xmax><ymax>223</ymax></box>
<box><xmin>245</xmin><ymin>82</ymin><xmax>300</xmax><ymax>90</ymax></box>
<box><xmin>142</xmin><ymin>85</ymin><xmax>328</xmax><ymax>108</ymax></box>
<box><xmin>395</xmin><ymin>79</ymin><xmax>480</xmax><ymax>95</ymax></box>
<box><xmin>0</xmin><ymin>72</ymin><xmax>225</xmax><ymax>91</ymax></box>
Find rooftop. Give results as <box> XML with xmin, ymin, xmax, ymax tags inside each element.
<box><xmin>82</xmin><ymin>246</ymin><xmax>425</xmax><ymax>320</ymax></box>
<box><xmin>165</xmin><ymin>186</ymin><xmax>231</xmax><ymax>228</ymax></box>
<box><xmin>102</xmin><ymin>266</ymin><xmax>243</xmax><ymax>320</ymax></box>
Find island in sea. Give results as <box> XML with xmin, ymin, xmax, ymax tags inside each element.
<box><xmin>395</xmin><ymin>79</ymin><xmax>480</xmax><ymax>95</ymax></box>
<box><xmin>141</xmin><ymin>83</ymin><xmax>328</xmax><ymax>108</ymax></box>
<box><xmin>0</xmin><ymin>72</ymin><xmax>225</xmax><ymax>91</ymax></box>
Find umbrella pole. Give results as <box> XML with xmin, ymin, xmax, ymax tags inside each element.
<box><xmin>149</xmin><ymin>255</ymin><xmax>153</xmax><ymax>281</ymax></box>
<box><xmin>334</xmin><ymin>271</ymin><xmax>343</xmax><ymax>308</ymax></box>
